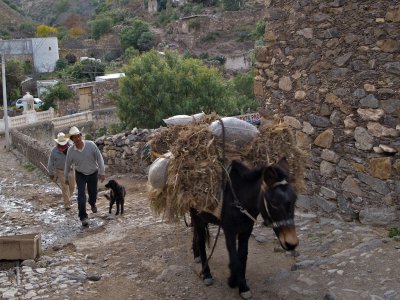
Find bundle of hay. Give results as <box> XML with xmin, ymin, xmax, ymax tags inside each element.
<box><xmin>148</xmin><ymin>114</ymin><xmax>307</xmax><ymax>222</ymax></box>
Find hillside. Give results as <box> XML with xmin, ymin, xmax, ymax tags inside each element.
<box><xmin>4</xmin><ymin>0</ymin><xmax>266</xmax><ymax>74</ymax></box>
<box><xmin>0</xmin><ymin>0</ymin><xmax>32</xmax><ymax>38</ymax></box>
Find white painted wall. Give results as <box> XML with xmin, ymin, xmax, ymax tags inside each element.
<box><xmin>31</xmin><ymin>37</ymin><xmax>59</xmax><ymax>73</ymax></box>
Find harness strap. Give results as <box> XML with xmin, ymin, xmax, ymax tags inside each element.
<box><xmin>221</xmin><ymin>163</ymin><xmax>258</xmax><ymax>224</ymax></box>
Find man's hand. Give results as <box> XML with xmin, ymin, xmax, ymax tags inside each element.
<box><xmin>49</xmin><ymin>175</ymin><xmax>55</xmax><ymax>181</ymax></box>
<box><xmin>99</xmin><ymin>175</ymin><xmax>105</xmax><ymax>183</ymax></box>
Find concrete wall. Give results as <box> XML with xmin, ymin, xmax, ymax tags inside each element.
<box><xmin>254</xmin><ymin>0</ymin><xmax>400</xmax><ymax>223</ymax></box>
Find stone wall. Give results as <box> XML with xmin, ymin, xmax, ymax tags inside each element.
<box><xmin>254</xmin><ymin>1</ymin><xmax>400</xmax><ymax>223</ymax></box>
<box><xmin>10</xmin><ymin>128</ymin><xmax>51</xmax><ymax>175</ymax></box>
<box><xmin>96</xmin><ymin>129</ymin><xmax>153</xmax><ymax>175</ymax></box>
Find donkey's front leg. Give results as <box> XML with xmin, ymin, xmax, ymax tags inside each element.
<box><xmin>224</xmin><ymin>230</ymin><xmax>242</xmax><ymax>290</ymax></box>
<box><xmin>237</xmin><ymin>226</ymin><xmax>253</xmax><ymax>299</ymax></box>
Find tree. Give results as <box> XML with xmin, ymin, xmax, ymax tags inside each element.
<box><xmin>0</xmin><ymin>59</ymin><xmax>25</xmax><ymax>104</ymax></box>
<box><xmin>89</xmin><ymin>16</ymin><xmax>113</xmax><ymax>40</ymax></box>
<box><xmin>35</xmin><ymin>25</ymin><xmax>58</xmax><ymax>37</ymax></box>
<box><xmin>119</xmin><ymin>19</ymin><xmax>154</xmax><ymax>51</ymax></box>
<box><xmin>68</xmin><ymin>59</ymin><xmax>106</xmax><ymax>82</ymax></box>
<box><xmin>113</xmin><ymin>50</ymin><xmax>256</xmax><ymax>129</ymax></box>
<box><xmin>41</xmin><ymin>83</ymin><xmax>74</xmax><ymax>110</ymax></box>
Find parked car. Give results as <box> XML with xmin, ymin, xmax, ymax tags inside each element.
<box><xmin>15</xmin><ymin>98</ymin><xmax>43</xmax><ymax>110</ymax></box>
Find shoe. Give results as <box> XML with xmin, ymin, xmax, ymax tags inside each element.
<box><xmin>81</xmin><ymin>218</ymin><xmax>89</xmax><ymax>226</ymax></box>
<box><xmin>91</xmin><ymin>205</ymin><xmax>97</xmax><ymax>213</ymax></box>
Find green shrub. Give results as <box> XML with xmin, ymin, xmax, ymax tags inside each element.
<box><xmin>55</xmin><ymin>58</ymin><xmax>69</xmax><ymax>71</ymax></box>
<box><xmin>388</xmin><ymin>228</ymin><xmax>400</xmax><ymax>238</ymax></box>
<box><xmin>120</xmin><ymin>19</ymin><xmax>154</xmax><ymax>51</ymax></box>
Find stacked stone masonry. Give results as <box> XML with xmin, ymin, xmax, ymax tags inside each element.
<box><xmin>254</xmin><ymin>0</ymin><xmax>400</xmax><ymax>223</ymax></box>
<box><xmin>95</xmin><ymin>129</ymin><xmax>152</xmax><ymax>175</ymax></box>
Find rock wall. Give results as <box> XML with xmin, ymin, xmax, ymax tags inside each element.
<box><xmin>10</xmin><ymin>128</ymin><xmax>51</xmax><ymax>175</ymax></box>
<box><xmin>95</xmin><ymin>129</ymin><xmax>153</xmax><ymax>175</ymax></box>
<box><xmin>254</xmin><ymin>1</ymin><xmax>400</xmax><ymax>223</ymax></box>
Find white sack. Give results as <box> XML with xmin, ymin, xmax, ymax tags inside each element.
<box><xmin>163</xmin><ymin>112</ymin><xmax>205</xmax><ymax>126</ymax></box>
<box><xmin>209</xmin><ymin>117</ymin><xmax>259</xmax><ymax>147</ymax></box>
<box><xmin>148</xmin><ymin>155</ymin><xmax>171</xmax><ymax>189</ymax></box>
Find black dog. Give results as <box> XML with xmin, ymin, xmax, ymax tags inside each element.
<box><xmin>104</xmin><ymin>179</ymin><xmax>126</xmax><ymax>215</ymax></box>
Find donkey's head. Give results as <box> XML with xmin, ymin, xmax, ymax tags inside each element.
<box><xmin>260</xmin><ymin>157</ymin><xmax>299</xmax><ymax>251</ymax></box>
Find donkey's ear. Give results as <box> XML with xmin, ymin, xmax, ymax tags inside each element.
<box><xmin>263</xmin><ymin>165</ymin><xmax>278</xmax><ymax>182</ymax></box>
<box><xmin>277</xmin><ymin>156</ymin><xmax>290</xmax><ymax>173</ymax></box>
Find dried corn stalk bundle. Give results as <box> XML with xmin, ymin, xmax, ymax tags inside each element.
<box><xmin>244</xmin><ymin>121</ymin><xmax>308</xmax><ymax>193</ymax></box>
<box><xmin>148</xmin><ymin>115</ymin><xmax>308</xmax><ymax>222</ymax></box>
<box><xmin>149</xmin><ymin>123</ymin><xmax>223</xmax><ymax>222</ymax></box>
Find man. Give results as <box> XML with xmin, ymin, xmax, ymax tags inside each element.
<box><xmin>47</xmin><ymin>132</ymin><xmax>75</xmax><ymax>210</ymax></box>
<box><xmin>65</xmin><ymin>126</ymin><xmax>105</xmax><ymax>227</ymax></box>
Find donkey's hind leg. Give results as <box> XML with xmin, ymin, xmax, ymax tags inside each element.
<box><xmin>190</xmin><ymin>209</ymin><xmax>213</xmax><ymax>286</ymax></box>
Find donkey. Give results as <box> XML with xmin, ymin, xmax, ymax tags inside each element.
<box><xmin>190</xmin><ymin>157</ymin><xmax>298</xmax><ymax>299</ymax></box>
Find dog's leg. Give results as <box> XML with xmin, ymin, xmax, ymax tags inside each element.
<box><xmin>116</xmin><ymin>200</ymin><xmax>120</xmax><ymax>215</ymax></box>
<box><xmin>121</xmin><ymin>198</ymin><xmax>124</xmax><ymax>214</ymax></box>
<box><xmin>109</xmin><ymin>199</ymin><xmax>114</xmax><ymax>214</ymax></box>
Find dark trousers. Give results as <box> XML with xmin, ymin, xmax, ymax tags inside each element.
<box><xmin>75</xmin><ymin>171</ymin><xmax>98</xmax><ymax>221</ymax></box>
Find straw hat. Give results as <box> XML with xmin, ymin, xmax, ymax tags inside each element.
<box><xmin>54</xmin><ymin>132</ymin><xmax>69</xmax><ymax>145</ymax></box>
<box><xmin>68</xmin><ymin>126</ymin><xmax>81</xmax><ymax>137</ymax></box>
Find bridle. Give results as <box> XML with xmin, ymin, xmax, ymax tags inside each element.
<box><xmin>262</xmin><ymin>179</ymin><xmax>295</xmax><ymax>229</ymax></box>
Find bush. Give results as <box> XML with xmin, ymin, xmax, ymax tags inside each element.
<box><xmin>120</xmin><ymin>19</ymin><xmax>154</xmax><ymax>51</ymax></box>
<box><xmin>137</xmin><ymin>31</ymin><xmax>155</xmax><ymax>52</ymax></box>
<box><xmin>55</xmin><ymin>58</ymin><xmax>69</xmax><ymax>71</ymax></box>
<box><xmin>65</xmin><ymin>53</ymin><xmax>77</xmax><ymax>64</ymax></box>
<box><xmin>388</xmin><ymin>228</ymin><xmax>400</xmax><ymax>238</ymax></box>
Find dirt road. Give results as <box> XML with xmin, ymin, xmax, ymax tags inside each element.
<box><xmin>1</xmin><ymin>137</ymin><xmax>399</xmax><ymax>300</ymax></box>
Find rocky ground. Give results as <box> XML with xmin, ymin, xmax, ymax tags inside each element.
<box><xmin>1</xmin><ymin>136</ymin><xmax>400</xmax><ymax>300</ymax></box>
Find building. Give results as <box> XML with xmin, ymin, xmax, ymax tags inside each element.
<box><xmin>0</xmin><ymin>37</ymin><xmax>59</xmax><ymax>73</ymax></box>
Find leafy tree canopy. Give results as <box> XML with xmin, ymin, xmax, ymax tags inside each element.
<box><xmin>113</xmin><ymin>50</ymin><xmax>257</xmax><ymax>129</ymax></box>
<box><xmin>61</xmin><ymin>59</ymin><xmax>106</xmax><ymax>82</ymax></box>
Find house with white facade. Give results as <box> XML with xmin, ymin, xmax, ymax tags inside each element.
<box><xmin>0</xmin><ymin>37</ymin><xmax>59</xmax><ymax>73</ymax></box>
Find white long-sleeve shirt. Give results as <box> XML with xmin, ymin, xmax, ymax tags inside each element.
<box><xmin>64</xmin><ymin>140</ymin><xmax>105</xmax><ymax>178</ymax></box>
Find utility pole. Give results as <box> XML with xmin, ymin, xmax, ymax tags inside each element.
<box><xmin>1</xmin><ymin>53</ymin><xmax>10</xmax><ymax>150</ymax></box>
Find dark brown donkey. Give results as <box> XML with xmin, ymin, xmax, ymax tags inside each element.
<box><xmin>191</xmin><ymin>157</ymin><xmax>299</xmax><ymax>299</ymax></box>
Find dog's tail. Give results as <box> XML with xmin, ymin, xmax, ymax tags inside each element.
<box><xmin>104</xmin><ymin>194</ymin><xmax>111</xmax><ymax>200</ymax></box>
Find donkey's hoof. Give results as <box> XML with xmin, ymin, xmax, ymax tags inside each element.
<box><xmin>194</xmin><ymin>256</ymin><xmax>201</xmax><ymax>263</ymax></box>
<box><xmin>203</xmin><ymin>277</ymin><xmax>214</xmax><ymax>286</ymax></box>
<box><xmin>240</xmin><ymin>291</ymin><xmax>252</xmax><ymax>299</ymax></box>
